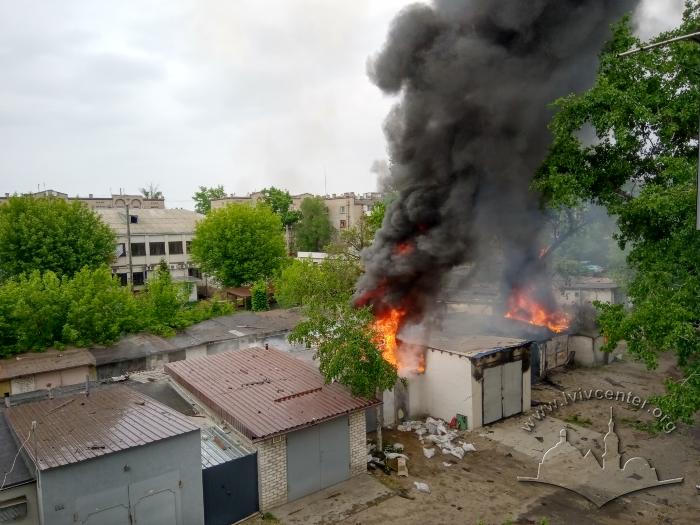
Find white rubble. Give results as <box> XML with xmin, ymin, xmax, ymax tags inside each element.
<box><xmin>413</xmin><ymin>481</ymin><xmax>430</xmax><ymax>493</ymax></box>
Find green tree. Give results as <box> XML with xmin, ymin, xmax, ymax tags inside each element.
<box><xmin>260</xmin><ymin>187</ymin><xmax>302</xmax><ymax>228</ymax></box>
<box><xmin>534</xmin><ymin>7</ymin><xmax>700</xmax><ymax>424</ymax></box>
<box><xmin>275</xmin><ymin>257</ymin><xmax>360</xmax><ymax>308</ymax></box>
<box><xmin>295</xmin><ymin>197</ymin><xmax>333</xmax><ymax>251</ymax></box>
<box><xmin>289</xmin><ymin>301</ymin><xmax>397</xmax><ymax>447</ymax></box>
<box><xmin>192</xmin><ymin>185</ymin><xmax>226</xmax><ymax>215</ymax></box>
<box><xmin>366</xmin><ymin>201</ymin><xmax>386</xmax><ymax>235</ymax></box>
<box><xmin>139</xmin><ymin>183</ymin><xmax>164</xmax><ymax>199</ymax></box>
<box><xmin>0</xmin><ymin>196</ymin><xmax>115</xmax><ymax>280</ymax></box>
<box><xmin>191</xmin><ymin>203</ymin><xmax>286</xmax><ymax>287</ymax></box>
<box><xmin>139</xmin><ymin>260</ymin><xmax>192</xmax><ymax>335</ymax></box>
<box><xmin>251</xmin><ymin>279</ymin><xmax>270</xmax><ymax>311</ymax></box>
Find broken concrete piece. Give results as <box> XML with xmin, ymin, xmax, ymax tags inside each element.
<box><xmin>461</xmin><ymin>442</ymin><xmax>476</xmax><ymax>452</ymax></box>
<box><xmin>443</xmin><ymin>461</ymin><xmax>453</xmax><ymax>467</ymax></box>
<box><xmin>397</xmin><ymin>457</ymin><xmax>408</xmax><ymax>477</ymax></box>
<box><xmin>413</xmin><ymin>481</ymin><xmax>430</xmax><ymax>494</ymax></box>
<box><xmin>393</xmin><ymin>443</ymin><xmax>404</xmax><ymax>451</ymax></box>
<box><xmin>423</xmin><ymin>447</ymin><xmax>436</xmax><ymax>459</ymax></box>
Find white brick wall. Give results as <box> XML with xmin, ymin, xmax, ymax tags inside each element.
<box><xmin>349</xmin><ymin>411</ymin><xmax>367</xmax><ymax>476</ymax></box>
<box><xmin>255</xmin><ymin>436</ymin><xmax>287</xmax><ymax>510</ymax></box>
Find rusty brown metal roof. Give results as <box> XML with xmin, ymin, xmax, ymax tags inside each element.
<box><xmin>0</xmin><ymin>348</ymin><xmax>95</xmax><ymax>381</ymax></box>
<box><xmin>165</xmin><ymin>347</ymin><xmax>379</xmax><ymax>442</ymax></box>
<box><xmin>4</xmin><ymin>385</ymin><xmax>198</xmax><ymax>470</ymax></box>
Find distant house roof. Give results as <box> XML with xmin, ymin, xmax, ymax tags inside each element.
<box><xmin>90</xmin><ymin>333</ymin><xmax>178</xmax><ymax>366</ymax></box>
<box><xmin>0</xmin><ymin>348</ymin><xmax>95</xmax><ymax>382</ymax></box>
<box><xmin>4</xmin><ymin>385</ymin><xmax>198</xmax><ymax>471</ymax></box>
<box><xmin>0</xmin><ymin>412</ymin><xmax>33</xmax><ymax>489</ymax></box>
<box><xmin>165</xmin><ymin>347</ymin><xmax>379</xmax><ymax>442</ymax></box>
<box><xmin>95</xmin><ymin>208</ymin><xmax>202</xmax><ymax>236</ymax></box>
<box><xmin>200</xmin><ymin>426</ymin><xmax>253</xmax><ymax>469</ymax></box>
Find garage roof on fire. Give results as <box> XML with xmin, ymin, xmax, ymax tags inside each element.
<box><xmin>165</xmin><ymin>347</ymin><xmax>380</xmax><ymax>442</ymax></box>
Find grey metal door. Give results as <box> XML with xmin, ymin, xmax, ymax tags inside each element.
<box><xmin>482</xmin><ymin>366</ymin><xmax>503</xmax><ymax>424</ymax></box>
<box><xmin>287</xmin><ymin>416</ymin><xmax>350</xmax><ymax>501</ymax></box>
<box><xmin>129</xmin><ymin>471</ymin><xmax>181</xmax><ymax>525</ymax></box>
<box><xmin>502</xmin><ymin>361</ymin><xmax>523</xmax><ymax>417</ymax></box>
<box><xmin>77</xmin><ymin>486</ymin><xmax>129</xmax><ymax>525</ymax></box>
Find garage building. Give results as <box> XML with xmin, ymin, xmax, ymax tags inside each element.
<box><xmin>4</xmin><ymin>385</ymin><xmax>204</xmax><ymax>525</ymax></box>
<box><xmin>165</xmin><ymin>347</ymin><xmax>378</xmax><ymax>509</ymax></box>
<box><xmin>384</xmin><ymin>334</ymin><xmax>531</xmax><ymax>429</ymax></box>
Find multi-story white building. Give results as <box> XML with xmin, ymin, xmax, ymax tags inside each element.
<box><xmin>1</xmin><ymin>189</ymin><xmax>165</xmax><ymax>209</ymax></box>
<box><xmin>211</xmin><ymin>191</ymin><xmax>383</xmax><ymax>231</ymax></box>
<box><xmin>96</xmin><ymin>208</ymin><xmax>203</xmax><ymax>295</ymax></box>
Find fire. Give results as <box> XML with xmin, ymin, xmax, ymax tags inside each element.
<box><xmin>372</xmin><ymin>307</ymin><xmax>425</xmax><ymax>374</ymax></box>
<box><xmin>394</xmin><ymin>242</ymin><xmax>413</xmax><ymax>256</ymax></box>
<box><xmin>505</xmin><ymin>287</ymin><xmax>569</xmax><ymax>333</ymax></box>
<box><xmin>539</xmin><ymin>245</ymin><xmax>550</xmax><ymax>258</ymax></box>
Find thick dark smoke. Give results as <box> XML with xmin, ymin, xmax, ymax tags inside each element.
<box><xmin>355</xmin><ymin>0</ymin><xmax>638</xmax><ymax>323</ymax></box>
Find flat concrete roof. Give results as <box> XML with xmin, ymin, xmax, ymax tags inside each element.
<box><xmin>413</xmin><ymin>333</ymin><xmax>528</xmax><ymax>358</ymax></box>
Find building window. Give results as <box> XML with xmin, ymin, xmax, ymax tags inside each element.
<box><xmin>168</xmin><ymin>241</ymin><xmax>184</xmax><ymax>255</ymax></box>
<box><xmin>115</xmin><ymin>243</ymin><xmax>126</xmax><ymax>258</ymax></box>
<box><xmin>116</xmin><ymin>273</ymin><xmax>127</xmax><ymax>286</ymax></box>
<box><xmin>188</xmin><ymin>267</ymin><xmax>202</xmax><ymax>279</ymax></box>
<box><xmin>149</xmin><ymin>242</ymin><xmax>166</xmax><ymax>256</ymax></box>
<box><xmin>131</xmin><ymin>242</ymin><xmax>146</xmax><ymax>256</ymax></box>
<box><xmin>340</xmin><ymin>206</ymin><xmax>345</xmax><ymax>214</ymax></box>
<box><xmin>339</xmin><ymin>219</ymin><xmax>347</xmax><ymax>228</ymax></box>
<box><xmin>186</xmin><ymin>241</ymin><xmax>192</xmax><ymax>254</ymax></box>
<box><xmin>129</xmin><ymin>214</ymin><xmax>138</xmax><ymax>224</ymax></box>
<box><xmin>132</xmin><ymin>272</ymin><xmax>145</xmax><ymax>286</ymax></box>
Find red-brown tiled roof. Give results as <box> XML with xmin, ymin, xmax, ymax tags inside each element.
<box><xmin>4</xmin><ymin>385</ymin><xmax>198</xmax><ymax>470</ymax></box>
<box><xmin>165</xmin><ymin>348</ymin><xmax>379</xmax><ymax>441</ymax></box>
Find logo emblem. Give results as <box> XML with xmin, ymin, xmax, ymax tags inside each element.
<box><xmin>518</xmin><ymin>408</ymin><xmax>683</xmax><ymax>506</ymax></box>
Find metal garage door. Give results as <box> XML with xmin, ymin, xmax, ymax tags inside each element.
<box><xmin>482</xmin><ymin>361</ymin><xmax>523</xmax><ymax>425</ymax></box>
<box><xmin>286</xmin><ymin>416</ymin><xmax>350</xmax><ymax>501</ymax></box>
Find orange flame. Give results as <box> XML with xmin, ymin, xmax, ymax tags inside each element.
<box><xmin>505</xmin><ymin>287</ymin><xmax>569</xmax><ymax>333</ymax></box>
<box><xmin>372</xmin><ymin>307</ymin><xmax>425</xmax><ymax>374</ymax></box>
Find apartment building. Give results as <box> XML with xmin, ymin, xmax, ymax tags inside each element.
<box><xmin>211</xmin><ymin>191</ymin><xmax>383</xmax><ymax>230</ymax></box>
<box><xmin>0</xmin><ymin>189</ymin><xmax>164</xmax><ymax>209</ymax></box>
<box><xmin>96</xmin><ymin>208</ymin><xmax>202</xmax><ymax>293</ymax></box>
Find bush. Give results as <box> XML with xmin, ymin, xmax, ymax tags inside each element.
<box><xmin>251</xmin><ymin>280</ymin><xmax>269</xmax><ymax>311</ymax></box>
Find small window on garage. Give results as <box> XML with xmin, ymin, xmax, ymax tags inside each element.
<box><xmin>168</xmin><ymin>241</ymin><xmax>184</xmax><ymax>255</ymax></box>
<box><xmin>149</xmin><ymin>242</ymin><xmax>166</xmax><ymax>256</ymax></box>
<box><xmin>0</xmin><ymin>497</ymin><xmax>28</xmax><ymax>522</ymax></box>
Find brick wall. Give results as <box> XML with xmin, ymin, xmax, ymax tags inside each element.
<box><xmin>349</xmin><ymin>410</ymin><xmax>367</xmax><ymax>476</ymax></box>
<box><xmin>255</xmin><ymin>436</ymin><xmax>287</xmax><ymax>510</ymax></box>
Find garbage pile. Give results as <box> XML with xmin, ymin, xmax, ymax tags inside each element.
<box><xmin>398</xmin><ymin>417</ymin><xmax>476</xmax><ymax>460</ymax></box>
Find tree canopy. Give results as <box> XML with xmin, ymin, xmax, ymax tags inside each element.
<box><xmin>0</xmin><ymin>196</ymin><xmax>116</xmax><ymax>280</ymax></box>
<box><xmin>260</xmin><ymin>187</ymin><xmax>302</xmax><ymax>227</ymax></box>
<box><xmin>534</xmin><ymin>6</ymin><xmax>700</xmax><ymax>424</ymax></box>
<box><xmin>139</xmin><ymin>183</ymin><xmax>163</xmax><ymax>199</ymax></box>
<box><xmin>275</xmin><ymin>257</ymin><xmax>360</xmax><ymax>308</ymax></box>
<box><xmin>190</xmin><ymin>203</ymin><xmax>286</xmax><ymax>287</ymax></box>
<box><xmin>295</xmin><ymin>196</ymin><xmax>333</xmax><ymax>252</ymax></box>
<box><xmin>192</xmin><ymin>185</ymin><xmax>226</xmax><ymax>215</ymax></box>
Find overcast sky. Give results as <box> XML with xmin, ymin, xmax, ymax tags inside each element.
<box><xmin>0</xmin><ymin>1</ymin><xmax>685</xmax><ymax>209</ymax></box>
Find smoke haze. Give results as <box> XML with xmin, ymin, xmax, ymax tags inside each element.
<box><xmin>356</xmin><ymin>0</ymin><xmax>639</xmax><ymax>324</ymax></box>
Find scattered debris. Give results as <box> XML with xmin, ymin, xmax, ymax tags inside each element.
<box><xmin>461</xmin><ymin>442</ymin><xmax>476</xmax><ymax>452</ymax></box>
<box><xmin>396</xmin><ymin>456</ymin><xmax>408</xmax><ymax>477</ymax></box>
<box><xmin>423</xmin><ymin>447</ymin><xmax>436</xmax><ymax>459</ymax></box>
<box><xmin>442</xmin><ymin>461</ymin><xmax>453</xmax><ymax>467</ymax></box>
<box><xmin>393</xmin><ymin>442</ymin><xmax>404</xmax><ymax>452</ymax></box>
<box><xmin>413</xmin><ymin>481</ymin><xmax>430</xmax><ymax>494</ymax></box>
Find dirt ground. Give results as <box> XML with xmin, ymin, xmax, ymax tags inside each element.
<box><xmin>247</xmin><ymin>350</ymin><xmax>700</xmax><ymax>525</ymax></box>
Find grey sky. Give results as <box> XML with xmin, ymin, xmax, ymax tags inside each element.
<box><xmin>0</xmin><ymin>1</ymin><xmax>684</xmax><ymax>209</ymax></box>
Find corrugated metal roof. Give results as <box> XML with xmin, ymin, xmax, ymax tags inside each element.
<box><xmin>4</xmin><ymin>385</ymin><xmax>198</xmax><ymax>471</ymax></box>
<box><xmin>165</xmin><ymin>348</ymin><xmax>379</xmax><ymax>442</ymax></box>
<box><xmin>200</xmin><ymin>426</ymin><xmax>252</xmax><ymax>468</ymax></box>
<box><xmin>410</xmin><ymin>333</ymin><xmax>528</xmax><ymax>358</ymax></box>
<box><xmin>0</xmin><ymin>411</ymin><xmax>34</xmax><ymax>488</ymax></box>
<box><xmin>95</xmin><ymin>208</ymin><xmax>202</xmax><ymax>235</ymax></box>
<box><xmin>0</xmin><ymin>348</ymin><xmax>95</xmax><ymax>381</ymax></box>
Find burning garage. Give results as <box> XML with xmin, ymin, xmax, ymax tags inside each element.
<box><xmin>383</xmin><ymin>334</ymin><xmax>531</xmax><ymax>430</ymax></box>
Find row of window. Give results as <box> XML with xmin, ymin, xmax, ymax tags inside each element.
<box><xmin>115</xmin><ymin>267</ymin><xmax>202</xmax><ymax>286</ymax></box>
<box><xmin>116</xmin><ymin>241</ymin><xmax>191</xmax><ymax>258</ymax></box>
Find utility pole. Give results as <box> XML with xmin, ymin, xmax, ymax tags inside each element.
<box><xmin>618</xmin><ymin>31</ymin><xmax>700</xmax><ymax>230</ymax></box>
<box><xmin>125</xmin><ymin>204</ymin><xmax>134</xmax><ymax>285</ymax></box>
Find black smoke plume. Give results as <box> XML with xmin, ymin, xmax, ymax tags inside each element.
<box><xmin>355</xmin><ymin>0</ymin><xmax>637</xmax><ymax>324</ymax></box>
